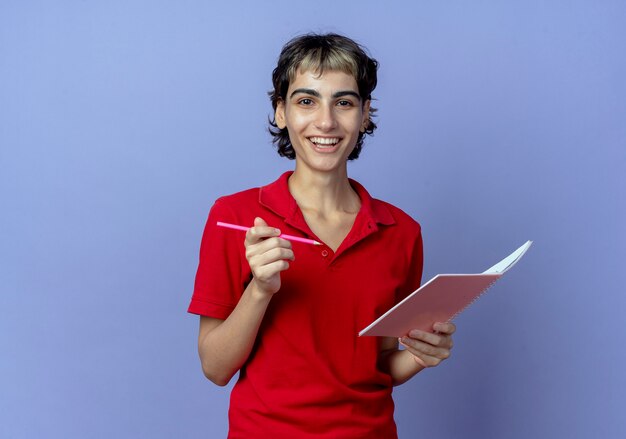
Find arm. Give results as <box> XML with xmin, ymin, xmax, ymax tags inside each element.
<box><xmin>378</xmin><ymin>322</ymin><xmax>456</xmax><ymax>386</ymax></box>
<box><xmin>197</xmin><ymin>217</ymin><xmax>294</xmax><ymax>386</ymax></box>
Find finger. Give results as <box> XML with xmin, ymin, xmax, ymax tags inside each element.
<box><xmin>248</xmin><ymin>226</ymin><xmax>281</xmax><ymax>240</ymax></box>
<box><xmin>407</xmin><ymin>329</ymin><xmax>448</xmax><ymax>347</ymax></box>
<box><xmin>248</xmin><ymin>246</ymin><xmax>295</xmax><ymax>268</ymax></box>
<box><xmin>253</xmin><ymin>259</ymin><xmax>291</xmax><ymax>281</ymax></box>
<box><xmin>399</xmin><ymin>340</ymin><xmax>449</xmax><ymax>368</ymax></box>
<box><xmin>246</xmin><ymin>237</ymin><xmax>293</xmax><ymax>258</ymax></box>
<box><xmin>400</xmin><ymin>336</ymin><xmax>451</xmax><ymax>359</ymax></box>
<box><xmin>246</xmin><ymin>221</ymin><xmax>282</xmax><ymax>245</ymax></box>
<box><xmin>410</xmin><ymin>351</ymin><xmax>445</xmax><ymax>368</ymax></box>
<box><xmin>433</xmin><ymin>322</ymin><xmax>456</xmax><ymax>335</ymax></box>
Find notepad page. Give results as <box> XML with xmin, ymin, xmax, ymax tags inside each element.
<box><xmin>483</xmin><ymin>240</ymin><xmax>533</xmax><ymax>274</ymax></box>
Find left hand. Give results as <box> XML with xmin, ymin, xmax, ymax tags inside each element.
<box><xmin>399</xmin><ymin>322</ymin><xmax>456</xmax><ymax>368</ymax></box>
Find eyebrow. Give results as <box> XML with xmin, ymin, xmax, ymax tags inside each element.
<box><xmin>290</xmin><ymin>88</ymin><xmax>362</xmax><ymax>101</ymax></box>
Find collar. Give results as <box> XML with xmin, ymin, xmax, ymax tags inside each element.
<box><xmin>258</xmin><ymin>171</ymin><xmax>396</xmax><ymax>229</ymax></box>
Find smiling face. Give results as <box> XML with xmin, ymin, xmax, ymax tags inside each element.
<box><xmin>275</xmin><ymin>69</ymin><xmax>371</xmax><ymax>175</ymax></box>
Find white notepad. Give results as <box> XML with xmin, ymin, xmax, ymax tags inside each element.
<box><xmin>359</xmin><ymin>241</ymin><xmax>533</xmax><ymax>337</ymax></box>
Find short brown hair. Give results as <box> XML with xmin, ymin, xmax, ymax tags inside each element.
<box><xmin>268</xmin><ymin>33</ymin><xmax>378</xmax><ymax>160</ymax></box>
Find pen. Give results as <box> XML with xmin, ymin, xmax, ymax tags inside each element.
<box><xmin>216</xmin><ymin>221</ymin><xmax>322</xmax><ymax>246</ymax></box>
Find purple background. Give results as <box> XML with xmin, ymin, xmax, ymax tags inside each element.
<box><xmin>1</xmin><ymin>1</ymin><xmax>625</xmax><ymax>438</ymax></box>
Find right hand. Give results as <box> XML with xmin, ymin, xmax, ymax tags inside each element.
<box><xmin>244</xmin><ymin>217</ymin><xmax>294</xmax><ymax>296</ymax></box>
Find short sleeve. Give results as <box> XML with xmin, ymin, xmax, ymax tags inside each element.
<box><xmin>187</xmin><ymin>199</ymin><xmax>251</xmax><ymax>319</ymax></box>
<box><xmin>395</xmin><ymin>227</ymin><xmax>423</xmax><ymax>303</ymax></box>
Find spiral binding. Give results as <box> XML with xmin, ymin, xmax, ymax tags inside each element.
<box><xmin>447</xmin><ymin>276</ymin><xmax>501</xmax><ymax>323</ymax></box>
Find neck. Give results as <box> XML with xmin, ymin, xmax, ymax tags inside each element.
<box><xmin>288</xmin><ymin>166</ymin><xmax>360</xmax><ymax>216</ymax></box>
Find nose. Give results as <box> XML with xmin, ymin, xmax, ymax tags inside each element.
<box><xmin>314</xmin><ymin>104</ymin><xmax>338</xmax><ymax>131</ymax></box>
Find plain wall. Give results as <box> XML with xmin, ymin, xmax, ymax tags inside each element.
<box><xmin>1</xmin><ymin>1</ymin><xmax>625</xmax><ymax>438</ymax></box>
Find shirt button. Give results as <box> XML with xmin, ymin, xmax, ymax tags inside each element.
<box><xmin>321</xmin><ymin>249</ymin><xmax>329</xmax><ymax>257</ymax></box>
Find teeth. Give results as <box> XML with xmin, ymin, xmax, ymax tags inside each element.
<box><xmin>309</xmin><ymin>137</ymin><xmax>340</xmax><ymax>145</ymax></box>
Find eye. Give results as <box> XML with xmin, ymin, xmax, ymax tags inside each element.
<box><xmin>298</xmin><ymin>98</ymin><xmax>314</xmax><ymax>106</ymax></box>
<box><xmin>337</xmin><ymin>100</ymin><xmax>354</xmax><ymax>107</ymax></box>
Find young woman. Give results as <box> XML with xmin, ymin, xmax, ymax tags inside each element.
<box><xmin>188</xmin><ymin>33</ymin><xmax>456</xmax><ymax>438</ymax></box>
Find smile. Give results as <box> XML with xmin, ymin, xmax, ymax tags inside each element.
<box><xmin>308</xmin><ymin>137</ymin><xmax>341</xmax><ymax>147</ymax></box>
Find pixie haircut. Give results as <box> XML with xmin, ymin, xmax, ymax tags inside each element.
<box><xmin>268</xmin><ymin>33</ymin><xmax>379</xmax><ymax>160</ymax></box>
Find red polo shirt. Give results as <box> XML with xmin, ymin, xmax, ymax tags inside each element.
<box><xmin>189</xmin><ymin>172</ymin><xmax>423</xmax><ymax>439</ymax></box>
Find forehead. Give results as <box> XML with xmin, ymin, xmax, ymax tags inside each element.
<box><xmin>288</xmin><ymin>68</ymin><xmax>359</xmax><ymax>93</ymax></box>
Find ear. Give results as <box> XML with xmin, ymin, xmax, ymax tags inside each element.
<box><xmin>360</xmin><ymin>99</ymin><xmax>371</xmax><ymax>133</ymax></box>
<box><xmin>275</xmin><ymin>100</ymin><xmax>287</xmax><ymax>129</ymax></box>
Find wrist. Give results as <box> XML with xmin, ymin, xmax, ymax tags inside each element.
<box><xmin>247</xmin><ymin>278</ymin><xmax>275</xmax><ymax>303</ymax></box>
